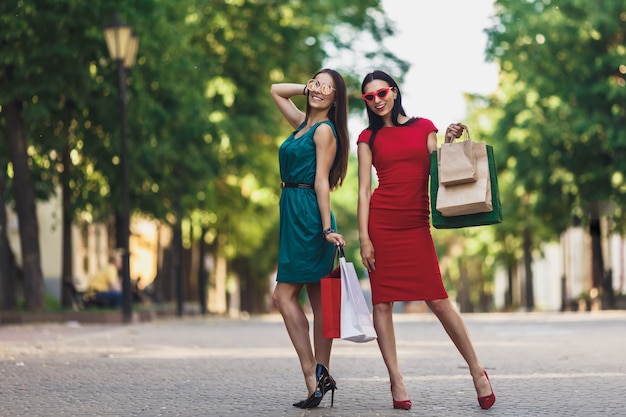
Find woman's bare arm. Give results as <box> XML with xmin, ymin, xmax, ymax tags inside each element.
<box><xmin>270</xmin><ymin>83</ymin><xmax>307</xmax><ymax>129</ymax></box>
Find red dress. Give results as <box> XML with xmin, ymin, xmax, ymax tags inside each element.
<box><xmin>357</xmin><ymin>118</ymin><xmax>448</xmax><ymax>305</ymax></box>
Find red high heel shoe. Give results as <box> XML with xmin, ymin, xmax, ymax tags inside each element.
<box><xmin>391</xmin><ymin>386</ymin><xmax>412</xmax><ymax>410</ymax></box>
<box><xmin>478</xmin><ymin>371</ymin><xmax>496</xmax><ymax>410</ymax></box>
<box><xmin>393</xmin><ymin>398</ymin><xmax>412</xmax><ymax>410</ymax></box>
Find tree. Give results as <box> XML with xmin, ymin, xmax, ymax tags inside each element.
<box><xmin>0</xmin><ymin>153</ymin><xmax>18</xmax><ymax>310</ymax></box>
<box><xmin>1</xmin><ymin>0</ymin><xmax>404</xmax><ymax>313</ymax></box>
<box><xmin>1</xmin><ymin>0</ymin><xmax>122</xmax><ymax>309</ymax></box>
<box><xmin>485</xmin><ymin>0</ymin><xmax>626</xmax><ymax>307</ymax></box>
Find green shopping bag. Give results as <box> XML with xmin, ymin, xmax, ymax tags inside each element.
<box><xmin>429</xmin><ymin>145</ymin><xmax>503</xmax><ymax>229</ymax></box>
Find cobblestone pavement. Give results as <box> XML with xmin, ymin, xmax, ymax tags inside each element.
<box><xmin>1</xmin><ymin>311</ymin><xmax>625</xmax><ymax>417</ymax></box>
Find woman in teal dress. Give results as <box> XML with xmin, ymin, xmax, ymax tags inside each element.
<box><xmin>270</xmin><ymin>69</ymin><xmax>349</xmax><ymax>409</ymax></box>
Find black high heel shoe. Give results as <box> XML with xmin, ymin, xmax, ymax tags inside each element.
<box><xmin>297</xmin><ymin>364</ymin><xmax>337</xmax><ymax>409</ymax></box>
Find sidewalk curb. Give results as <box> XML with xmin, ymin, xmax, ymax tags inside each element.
<box><xmin>0</xmin><ymin>309</ymin><xmax>156</xmax><ymax>325</ymax></box>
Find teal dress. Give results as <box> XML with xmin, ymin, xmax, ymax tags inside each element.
<box><xmin>277</xmin><ymin>121</ymin><xmax>338</xmax><ymax>284</ymax></box>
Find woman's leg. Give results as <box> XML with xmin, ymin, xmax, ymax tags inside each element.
<box><xmin>425</xmin><ymin>298</ymin><xmax>492</xmax><ymax>398</ymax></box>
<box><xmin>373</xmin><ymin>302</ymin><xmax>409</xmax><ymax>401</ymax></box>
<box><xmin>305</xmin><ymin>283</ymin><xmax>333</xmax><ymax>367</ymax></box>
<box><xmin>273</xmin><ymin>282</ymin><xmax>317</xmax><ymax>394</ymax></box>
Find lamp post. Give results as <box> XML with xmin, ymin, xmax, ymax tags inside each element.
<box><xmin>104</xmin><ymin>15</ymin><xmax>138</xmax><ymax>323</ymax></box>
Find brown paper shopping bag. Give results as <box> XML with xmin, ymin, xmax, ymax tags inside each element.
<box><xmin>436</xmin><ymin>141</ymin><xmax>492</xmax><ymax>216</ymax></box>
<box><xmin>438</xmin><ymin>131</ymin><xmax>477</xmax><ymax>186</ymax></box>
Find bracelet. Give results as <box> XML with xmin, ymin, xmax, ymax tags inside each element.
<box><xmin>303</xmin><ymin>85</ymin><xmax>307</xmax><ymax>95</ymax></box>
<box><xmin>322</xmin><ymin>228</ymin><xmax>335</xmax><ymax>239</ymax></box>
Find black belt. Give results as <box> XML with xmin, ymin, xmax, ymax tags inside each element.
<box><xmin>281</xmin><ymin>182</ymin><xmax>313</xmax><ymax>189</ymax></box>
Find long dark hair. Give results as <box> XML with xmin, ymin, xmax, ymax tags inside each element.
<box><xmin>361</xmin><ymin>70</ymin><xmax>409</xmax><ymax>140</ymax></box>
<box><xmin>306</xmin><ymin>68</ymin><xmax>349</xmax><ymax>190</ymax></box>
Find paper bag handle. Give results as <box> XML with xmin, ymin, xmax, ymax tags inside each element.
<box><xmin>331</xmin><ymin>243</ymin><xmax>346</xmax><ymax>263</ymax></box>
<box><xmin>335</xmin><ymin>243</ymin><xmax>346</xmax><ymax>259</ymax></box>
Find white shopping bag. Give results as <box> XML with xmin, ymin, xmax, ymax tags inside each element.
<box><xmin>339</xmin><ymin>249</ymin><xmax>377</xmax><ymax>343</ymax></box>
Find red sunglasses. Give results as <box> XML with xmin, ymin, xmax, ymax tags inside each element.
<box><xmin>361</xmin><ymin>87</ymin><xmax>395</xmax><ymax>102</ymax></box>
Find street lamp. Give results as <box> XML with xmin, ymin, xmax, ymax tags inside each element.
<box><xmin>104</xmin><ymin>14</ymin><xmax>139</xmax><ymax>323</ymax></box>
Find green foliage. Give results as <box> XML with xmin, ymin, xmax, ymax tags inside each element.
<box><xmin>452</xmin><ymin>0</ymin><xmax>626</xmax><ymax>309</ymax></box>
<box><xmin>1</xmin><ymin>0</ymin><xmax>403</xmax><ymax>309</ymax></box>
<box><xmin>485</xmin><ymin>0</ymin><xmax>626</xmax><ymax>234</ymax></box>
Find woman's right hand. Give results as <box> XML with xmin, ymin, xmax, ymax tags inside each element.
<box><xmin>360</xmin><ymin>239</ymin><xmax>376</xmax><ymax>272</ymax></box>
<box><xmin>444</xmin><ymin>122</ymin><xmax>467</xmax><ymax>143</ymax></box>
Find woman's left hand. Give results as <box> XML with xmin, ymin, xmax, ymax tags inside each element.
<box><xmin>444</xmin><ymin>122</ymin><xmax>467</xmax><ymax>143</ymax></box>
<box><xmin>326</xmin><ymin>232</ymin><xmax>346</xmax><ymax>247</ymax></box>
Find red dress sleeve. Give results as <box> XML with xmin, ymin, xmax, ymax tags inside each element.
<box><xmin>356</xmin><ymin>129</ymin><xmax>373</xmax><ymax>146</ymax></box>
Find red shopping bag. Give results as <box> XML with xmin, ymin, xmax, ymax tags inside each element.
<box><xmin>321</xmin><ymin>265</ymin><xmax>341</xmax><ymax>339</ymax></box>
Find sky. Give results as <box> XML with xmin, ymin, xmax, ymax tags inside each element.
<box><xmin>350</xmin><ymin>0</ymin><xmax>499</xmax><ymax>137</ymax></box>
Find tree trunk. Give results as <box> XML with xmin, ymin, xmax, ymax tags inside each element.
<box><xmin>198</xmin><ymin>226</ymin><xmax>208</xmax><ymax>315</ymax></box>
<box><xmin>589</xmin><ymin>217</ymin><xmax>604</xmax><ymax>289</ymax></box>
<box><xmin>151</xmin><ymin>222</ymin><xmax>166</xmax><ymax>302</ymax></box>
<box><xmin>158</xmin><ymin>245</ymin><xmax>175</xmax><ymax>303</ymax></box>
<box><xmin>589</xmin><ymin>215</ymin><xmax>614</xmax><ymax>309</ymax></box>
<box><xmin>209</xmin><ymin>236</ymin><xmax>228</xmax><ymax>314</ymax></box>
<box><xmin>457</xmin><ymin>258</ymin><xmax>473</xmax><ymax>313</ymax></box>
<box><xmin>523</xmin><ymin>226</ymin><xmax>534</xmax><ymax>311</ymax></box>
<box><xmin>0</xmin><ymin>159</ymin><xmax>18</xmax><ymax>310</ymax></box>
<box><xmin>174</xmin><ymin>215</ymin><xmax>184</xmax><ymax>316</ymax></box>
<box><xmin>236</xmin><ymin>257</ymin><xmax>265</xmax><ymax>314</ymax></box>
<box><xmin>505</xmin><ymin>260</ymin><xmax>513</xmax><ymax>309</ymax></box>
<box><xmin>4</xmin><ymin>100</ymin><xmax>44</xmax><ymax>310</ymax></box>
<box><xmin>61</xmin><ymin>145</ymin><xmax>74</xmax><ymax>307</ymax></box>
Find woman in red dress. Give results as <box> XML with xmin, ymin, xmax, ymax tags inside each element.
<box><xmin>356</xmin><ymin>70</ymin><xmax>496</xmax><ymax>411</ymax></box>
